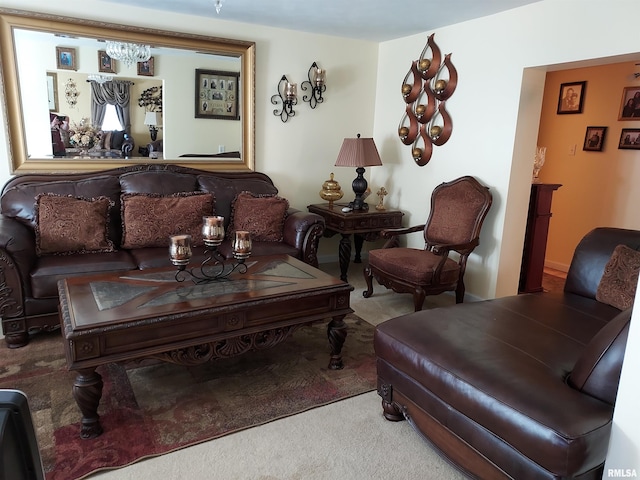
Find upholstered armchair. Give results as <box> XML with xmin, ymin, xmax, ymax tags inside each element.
<box><xmin>363</xmin><ymin>176</ymin><xmax>492</xmax><ymax>311</ymax></box>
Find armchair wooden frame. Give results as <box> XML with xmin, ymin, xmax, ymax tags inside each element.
<box><xmin>363</xmin><ymin>176</ymin><xmax>492</xmax><ymax>311</ymax></box>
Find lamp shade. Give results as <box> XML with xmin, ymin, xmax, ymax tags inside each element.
<box><xmin>334</xmin><ymin>135</ymin><xmax>383</xmax><ymax>168</ymax></box>
<box><xmin>144</xmin><ymin>111</ymin><xmax>159</xmax><ymax>126</ymax></box>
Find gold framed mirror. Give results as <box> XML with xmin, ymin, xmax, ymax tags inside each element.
<box><xmin>0</xmin><ymin>8</ymin><xmax>255</xmax><ymax>173</ymax></box>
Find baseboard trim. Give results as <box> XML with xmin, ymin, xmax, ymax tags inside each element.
<box><xmin>544</xmin><ymin>260</ymin><xmax>569</xmax><ymax>273</ymax></box>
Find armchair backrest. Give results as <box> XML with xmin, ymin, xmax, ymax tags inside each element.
<box><xmin>424</xmin><ymin>176</ymin><xmax>492</xmax><ymax>253</ymax></box>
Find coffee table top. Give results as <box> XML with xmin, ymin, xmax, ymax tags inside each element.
<box><xmin>58</xmin><ymin>254</ymin><xmax>350</xmax><ymax>335</ymax></box>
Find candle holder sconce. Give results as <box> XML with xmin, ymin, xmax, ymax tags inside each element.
<box><xmin>271</xmin><ymin>75</ymin><xmax>297</xmax><ymax>122</ymax></box>
<box><xmin>169</xmin><ymin>217</ymin><xmax>252</xmax><ymax>284</ymax></box>
<box><xmin>301</xmin><ymin>62</ymin><xmax>326</xmax><ymax>109</ymax></box>
<box><xmin>398</xmin><ymin>33</ymin><xmax>457</xmax><ymax>167</ymax></box>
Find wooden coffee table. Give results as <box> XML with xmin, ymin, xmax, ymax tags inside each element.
<box><xmin>58</xmin><ymin>254</ymin><xmax>353</xmax><ymax>439</ymax></box>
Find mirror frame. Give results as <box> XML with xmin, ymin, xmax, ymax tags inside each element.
<box><xmin>0</xmin><ymin>8</ymin><xmax>255</xmax><ymax>173</ymax></box>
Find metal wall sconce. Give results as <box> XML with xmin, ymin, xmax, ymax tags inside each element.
<box><xmin>271</xmin><ymin>75</ymin><xmax>297</xmax><ymax>122</ymax></box>
<box><xmin>301</xmin><ymin>62</ymin><xmax>326</xmax><ymax>109</ymax></box>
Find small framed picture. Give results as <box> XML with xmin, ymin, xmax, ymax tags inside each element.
<box><xmin>618</xmin><ymin>86</ymin><xmax>640</xmax><ymax>120</ymax></box>
<box><xmin>195</xmin><ymin>69</ymin><xmax>239</xmax><ymax>120</ymax></box>
<box><xmin>583</xmin><ymin>126</ymin><xmax>607</xmax><ymax>152</ymax></box>
<box><xmin>618</xmin><ymin>128</ymin><xmax>640</xmax><ymax>149</ymax></box>
<box><xmin>137</xmin><ymin>57</ymin><xmax>154</xmax><ymax>76</ymax></box>
<box><xmin>46</xmin><ymin>72</ymin><xmax>58</xmax><ymax>112</ymax></box>
<box><xmin>98</xmin><ymin>50</ymin><xmax>116</xmax><ymax>73</ymax></box>
<box><xmin>556</xmin><ymin>81</ymin><xmax>586</xmax><ymax>114</ymax></box>
<box><xmin>56</xmin><ymin>46</ymin><xmax>77</xmax><ymax>71</ymax></box>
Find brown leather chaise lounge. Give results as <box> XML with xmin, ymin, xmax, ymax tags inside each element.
<box><xmin>375</xmin><ymin>227</ymin><xmax>637</xmax><ymax>479</ymax></box>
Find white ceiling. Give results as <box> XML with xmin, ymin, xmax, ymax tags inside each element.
<box><xmin>101</xmin><ymin>0</ymin><xmax>541</xmax><ymax>42</ymax></box>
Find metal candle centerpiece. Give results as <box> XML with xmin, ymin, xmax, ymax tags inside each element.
<box><xmin>169</xmin><ymin>216</ymin><xmax>252</xmax><ymax>283</ymax></box>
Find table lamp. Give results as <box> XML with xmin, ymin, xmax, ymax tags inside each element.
<box><xmin>334</xmin><ymin>134</ymin><xmax>382</xmax><ymax>211</ymax></box>
<box><xmin>144</xmin><ymin>111</ymin><xmax>160</xmax><ymax>141</ymax></box>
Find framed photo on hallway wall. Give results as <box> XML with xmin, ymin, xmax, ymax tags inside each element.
<box><xmin>583</xmin><ymin>126</ymin><xmax>606</xmax><ymax>152</ymax></box>
<box><xmin>556</xmin><ymin>81</ymin><xmax>585</xmax><ymax>114</ymax></box>
<box><xmin>618</xmin><ymin>128</ymin><xmax>640</xmax><ymax>149</ymax></box>
<box><xmin>195</xmin><ymin>69</ymin><xmax>239</xmax><ymax>120</ymax></box>
<box><xmin>618</xmin><ymin>86</ymin><xmax>640</xmax><ymax>120</ymax></box>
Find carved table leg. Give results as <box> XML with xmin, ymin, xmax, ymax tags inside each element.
<box><xmin>73</xmin><ymin>368</ymin><xmax>104</xmax><ymax>439</ymax></box>
<box><xmin>338</xmin><ymin>234</ymin><xmax>352</xmax><ymax>282</ymax></box>
<box><xmin>353</xmin><ymin>234</ymin><xmax>364</xmax><ymax>264</ymax></box>
<box><xmin>327</xmin><ymin>314</ymin><xmax>347</xmax><ymax>370</ymax></box>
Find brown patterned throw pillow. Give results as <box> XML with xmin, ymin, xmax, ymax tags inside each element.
<box><xmin>35</xmin><ymin>193</ymin><xmax>115</xmax><ymax>256</ymax></box>
<box><xmin>121</xmin><ymin>192</ymin><xmax>214</xmax><ymax>249</ymax></box>
<box><xmin>596</xmin><ymin>244</ymin><xmax>640</xmax><ymax>310</ymax></box>
<box><xmin>229</xmin><ymin>191</ymin><xmax>289</xmax><ymax>242</ymax></box>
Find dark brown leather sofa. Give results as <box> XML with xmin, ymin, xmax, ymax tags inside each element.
<box><xmin>0</xmin><ymin>164</ymin><xmax>325</xmax><ymax>348</ymax></box>
<box><xmin>375</xmin><ymin>227</ymin><xmax>636</xmax><ymax>479</ymax></box>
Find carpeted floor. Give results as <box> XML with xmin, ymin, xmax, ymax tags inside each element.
<box><xmin>0</xmin><ymin>314</ymin><xmax>377</xmax><ymax>480</ymax></box>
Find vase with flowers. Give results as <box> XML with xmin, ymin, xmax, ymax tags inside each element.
<box><xmin>69</xmin><ymin>118</ymin><xmax>102</xmax><ymax>157</ymax></box>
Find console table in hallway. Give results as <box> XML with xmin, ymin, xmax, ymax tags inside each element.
<box><xmin>308</xmin><ymin>203</ymin><xmax>404</xmax><ymax>282</ymax></box>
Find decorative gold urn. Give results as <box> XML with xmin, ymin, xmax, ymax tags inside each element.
<box><xmin>319</xmin><ymin>172</ymin><xmax>343</xmax><ymax>208</ymax></box>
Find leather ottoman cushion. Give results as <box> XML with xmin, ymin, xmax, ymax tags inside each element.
<box><xmin>30</xmin><ymin>251</ymin><xmax>136</xmax><ymax>298</ymax></box>
<box><xmin>374</xmin><ymin>294</ymin><xmax>620</xmax><ymax>477</ymax></box>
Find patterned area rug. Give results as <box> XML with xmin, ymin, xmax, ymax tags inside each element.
<box><xmin>0</xmin><ymin>314</ymin><xmax>376</xmax><ymax>480</ymax></box>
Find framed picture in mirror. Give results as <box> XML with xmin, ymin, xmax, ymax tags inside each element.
<box><xmin>195</xmin><ymin>69</ymin><xmax>239</xmax><ymax>120</ymax></box>
<box><xmin>46</xmin><ymin>72</ymin><xmax>58</xmax><ymax>112</ymax></box>
<box><xmin>138</xmin><ymin>57</ymin><xmax>154</xmax><ymax>76</ymax></box>
<box><xmin>98</xmin><ymin>50</ymin><xmax>115</xmax><ymax>73</ymax></box>
<box><xmin>56</xmin><ymin>46</ymin><xmax>77</xmax><ymax>71</ymax></box>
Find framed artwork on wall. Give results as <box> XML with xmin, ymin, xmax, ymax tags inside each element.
<box><xmin>618</xmin><ymin>86</ymin><xmax>640</xmax><ymax>120</ymax></box>
<box><xmin>556</xmin><ymin>81</ymin><xmax>586</xmax><ymax>114</ymax></box>
<box><xmin>195</xmin><ymin>69</ymin><xmax>239</xmax><ymax>120</ymax></box>
<box><xmin>138</xmin><ymin>57</ymin><xmax>154</xmax><ymax>76</ymax></box>
<box><xmin>583</xmin><ymin>126</ymin><xmax>606</xmax><ymax>152</ymax></box>
<box><xmin>55</xmin><ymin>46</ymin><xmax>77</xmax><ymax>71</ymax></box>
<box><xmin>618</xmin><ymin>128</ymin><xmax>640</xmax><ymax>149</ymax></box>
<box><xmin>97</xmin><ymin>50</ymin><xmax>116</xmax><ymax>73</ymax></box>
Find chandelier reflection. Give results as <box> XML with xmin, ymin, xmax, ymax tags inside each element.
<box><xmin>105</xmin><ymin>41</ymin><xmax>151</xmax><ymax>67</ymax></box>
<box><xmin>169</xmin><ymin>216</ymin><xmax>251</xmax><ymax>284</ymax></box>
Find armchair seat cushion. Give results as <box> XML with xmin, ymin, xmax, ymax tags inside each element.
<box><xmin>368</xmin><ymin>247</ymin><xmax>459</xmax><ymax>285</ymax></box>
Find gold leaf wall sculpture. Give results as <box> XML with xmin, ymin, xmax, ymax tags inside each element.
<box><xmin>398</xmin><ymin>34</ymin><xmax>457</xmax><ymax>166</ymax></box>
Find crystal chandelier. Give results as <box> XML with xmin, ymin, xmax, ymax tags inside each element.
<box><xmin>105</xmin><ymin>41</ymin><xmax>151</xmax><ymax>67</ymax></box>
<box><xmin>87</xmin><ymin>74</ymin><xmax>113</xmax><ymax>84</ymax></box>
<box><xmin>214</xmin><ymin>0</ymin><xmax>223</xmax><ymax>14</ymax></box>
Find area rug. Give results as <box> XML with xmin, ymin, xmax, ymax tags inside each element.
<box><xmin>0</xmin><ymin>314</ymin><xmax>376</xmax><ymax>480</ymax></box>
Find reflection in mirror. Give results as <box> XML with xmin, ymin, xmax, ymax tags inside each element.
<box><xmin>0</xmin><ymin>8</ymin><xmax>255</xmax><ymax>172</ymax></box>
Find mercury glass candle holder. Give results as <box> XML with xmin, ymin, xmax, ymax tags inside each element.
<box><xmin>169</xmin><ymin>234</ymin><xmax>192</xmax><ymax>267</ymax></box>
<box><xmin>202</xmin><ymin>216</ymin><xmax>225</xmax><ymax>248</ymax></box>
<box><xmin>232</xmin><ymin>231</ymin><xmax>252</xmax><ymax>260</ymax></box>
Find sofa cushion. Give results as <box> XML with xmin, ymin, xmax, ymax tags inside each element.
<box><xmin>119</xmin><ymin>170</ymin><xmax>198</xmax><ymax>195</ymax></box>
<box><xmin>197</xmin><ymin>176</ymin><xmax>278</xmax><ymax>228</ymax></box>
<box><xmin>595</xmin><ymin>244</ymin><xmax>640</xmax><ymax>310</ymax></box>
<box><xmin>34</xmin><ymin>193</ymin><xmax>115</xmax><ymax>256</ymax></box>
<box><xmin>101</xmin><ymin>130</ymin><xmax>126</xmax><ymax>150</ymax></box>
<box><xmin>121</xmin><ymin>192</ymin><xmax>214</xmax><ymax>249</ymax></box>
<box><xmin>229</xmin><ymin>192</ymin><xmax>289</xmax><ymax>242</ymax></box>
<box><xmin>0</xmin><ymin>175</ymin><xmax>121</xmax><ymax>229</ymax></box>
<box><xmin>568</xmin><ymin>308</ymin><xmax>632</xmax><ymax>405</ymax></box>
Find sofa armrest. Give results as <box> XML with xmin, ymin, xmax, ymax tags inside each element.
<box><xmin>283</xmin><ymin>209</ymin><xmax>325</xmax><ymax>267</ymax></box>
<box><xmin>0</xmin><ymin>216</ymin><xmax>36</xmax><ymax>319</ymax></box>
<box><xmin>122</xmin><ymin>134</ymin><xmax>134</xmax><ymax>158</ymax></box>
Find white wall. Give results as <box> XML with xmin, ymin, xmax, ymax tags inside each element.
<box><xmin>373</xmin><ymin>0</ymin><xmax>640</xmax><ymax>473</ymax></box>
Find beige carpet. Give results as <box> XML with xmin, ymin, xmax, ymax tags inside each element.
<box><xmin>87</xmin><ymin>260</ymin><xmax>464</xmax><ymax>479</ymax></box>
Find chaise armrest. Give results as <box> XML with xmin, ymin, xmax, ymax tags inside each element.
<box><xmin>0</xmin><ymin>216</ymin><xmax>36</xmax><ymax>318</ymax></box>
<box><xmin>283</xmin><ymin>208</ymin><xmax>325</xmax><ymax>267</ymax></box>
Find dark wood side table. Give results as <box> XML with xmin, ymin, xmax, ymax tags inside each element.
<box><xmin>308</xmin><ymin>203</ymin><xmax>404</xmax><ymax>282</ymax></box>
<box><xmin>519</xmin><ymin>183</ymin><xmax>562</xmax><ymax>293</ymax></box>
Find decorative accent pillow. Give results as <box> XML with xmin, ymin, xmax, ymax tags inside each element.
<box><xmin>35</xmin><ymin>193</ymin><xmax>115</xmax><ymax>256</ymax></box>
<box><xmin>229</xmin><ymin>191</ymin><xmax>289</xmax><ymax>242</ymax></box>
<box><xmin>121</xmin><ymin>192</ymin><xmax>214</xmax><ymax>249</ymax></box>
<box><xmin>596</xmin><ymin>244</ymin><xmax>640</xmax><ymax>310</ymax></box>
